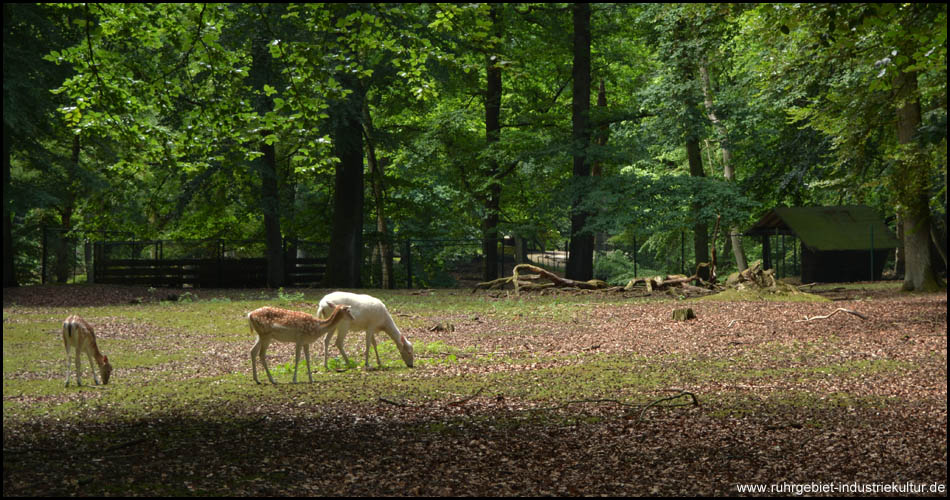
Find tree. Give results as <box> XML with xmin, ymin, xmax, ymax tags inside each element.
<box><xmin>362</xmin><ymin>99</ymin><xmax>394</xmax><ymax>289</ymax></box>
<box><xmin>566</xmin><ymin>3</ymin><xmax>593</xmax><ymax>281</ymax></box>
<box><xmin>699</xmin><ymin>59</ymin><xmax>747</xmax><ymax>271</ymax></box>
<box><xmin>893</xmin><ymin>49</ymin><xmax>940</xmax><ymax>291</ymax></box>
<box><xmin>9</xmin><ymin>2</ymin><xmax>942</xmax><ymax>291</ymax></box>
<box><xmin>482</xmin><ymin>4</ymin><xmax>504</xmax><ymax>282</ymax></box>
<box><xmin>325</xmin><ymin>71</ymin><xmax>366</xmax><ymax>288</ymax></box>
<box><xmin>248</xmin><ymin>9</ymin><xmax>285</xmax><ymax>288</ymax></box>
<box><xmin>750</xmin><ymin>3</ymin><xmax>946</xmax><ymax>291</ymax></box>
<box><xmin>4</xmin><ymin>4</ymin><xmax>84</xmax><ymax>286</ymax></box>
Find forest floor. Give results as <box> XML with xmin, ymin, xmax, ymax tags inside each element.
<box><xmin>3</xmin><ymin>282</ymin><xmax>947</xmax><ymax>496</ymax></box>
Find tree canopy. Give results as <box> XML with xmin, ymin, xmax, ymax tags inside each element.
<box><xmin>4</xmin><ymin>3</ymin><xmax>946</xmax><ymax>290</ymax></box>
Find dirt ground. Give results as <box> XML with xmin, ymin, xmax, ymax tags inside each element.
<box><xmin>3</xmin><ymin>284</ymin><xmax>947</xmax><ymax>496</ymax></box>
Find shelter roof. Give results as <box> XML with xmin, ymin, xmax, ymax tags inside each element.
<box><xmin>745</xmin><ymin>206</ymin><xmax>899</xmax><ymax>251</ymax></box>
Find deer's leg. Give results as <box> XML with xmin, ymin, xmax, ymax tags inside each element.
<box><xmin>364</xmin><ymin>330</ymin><xmax>381</xmax><ymax>369</ymax></box>
<box><xmin>74</xmin><ymin>347</ymin><xmax>83</xmax><ymax>386</ymax></box>
<box><xmin>260</xmin><ymin>339</ymin><xmax>277</xmax><ymax>385</ymax></box>
<box><xmin>86</xmin><ymin>348</ymin><xmax>101</xmax><ymax>385</ymax></box>
<box><xmin>323</xmin><ymin>329</ymin><xmax>336</xmax><ymax>370</ymax></box>
<box><xmin>292</xmin><ymin>342</ymin><xmax>300</xmax><ymax>383</ymax></box>
<box><xmin>64</xmin><ymin>344</ymin><xmax>73</xmax><ymax>387</ymax></box>
<box><xmin>303</xmin><ymin>343</ymin><xmax>313</xmax><ymax>383</ymax></box>
<box><xmin>370</xmin><ymin>330</ymin><xmax>382</xmax><ymax>368</ymax></box>
<box><xmin>335</xmin><ymin>329</ymin><xmax>351</xmax><ymax>369</ymax></box>
<box><xmin>255</xmin><ymin>337</ymin><xmax>277</xmax><ymax>385</ymax></box>
<box><xmin>250</xmin><ymin>336</ymin><xmax>263</xmax><ymax>384</ymax></box>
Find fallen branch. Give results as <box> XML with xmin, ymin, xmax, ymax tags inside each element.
<box><xmin>794</xmin><ymin>308</ymin><xmax>868</xmax><ymax>322</ymax></box>
<box><xmin>638</xmin><ymin>390</ymin><xmax>699</xmax><ymax>420</ymax></box>
<box><xmin>473</xmin><ymin>264</ymin><xmax>609</xmax><ymax>294</ymax></box>
<box><xmin>447</xmin><ymin>387</ymin><xmax>485</xmax><ymax>407</ymax></box>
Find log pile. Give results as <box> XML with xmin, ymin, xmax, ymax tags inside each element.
<box><xmin>724</xmin><ymin>259</ymin><xmax>804</xmax><ymax>295</ymax></box>
<box><xmin>621</xmin><ymin>270</ymin><xmax>716</xmax><ymax>296</ymax></box>
<box><xmin>473</xmin><ymin>264</ymin><xmax>611</xmax><ymax>294</ymax></box>
<box><xmin>473</xmin><ymin>258</ymin><xmax>817</xmax><ymax>300</ymax></box>
<box><xmin>473</xmin><ymin>263</ymin><xmax>718</xmax><ymax>297</ymax></box>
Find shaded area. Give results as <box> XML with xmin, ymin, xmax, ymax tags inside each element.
<box><xmin>3</xmin><ymin>398</ymin><xmax>946</xmax><ymax>496</ymax></box>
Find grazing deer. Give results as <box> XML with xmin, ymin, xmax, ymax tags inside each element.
<box><xmin>247</xmin><ymin>304</ymin><xmax>354</xmax><ymax>384</ymax></box>
<box><xmin>62</xmin><ymin>315</ymin><xmax>113</xmax><ymax>387</ymax></box>
<box><xmin>316</xmin><ymin>291</ymin><xmax>413</xmax><ymax>370</ymax></box>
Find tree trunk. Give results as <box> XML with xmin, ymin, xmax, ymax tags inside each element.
<box><xmin>54</xmin><ymin>135</ymin><xmax>81</xmax><ymax>283</ymax></box>
<box><xmin>592</xmin><ymin>79</ymin><xmax>607</xmax><ymax>178</ymax></box>
<box><xmin>566</xmin><ymin>2</ymin><xmax>593</xmax><ymax>281</ymax></box>
<box><xmin>893</xmin><ymin>213</ymin><xmax>905</xmax><ymax>278</ymax></box>
<box><xmin>54</xmin><ymin>210</ymin><xmax>73</xmax><ymax>283</ymax></box>
<box><xmin>3</xmin><ymin>121</ymin><xmax>17</xmax><ymax>287</ymax></box>
<box><xmin>482</xmin><ymin>4</ymin><xmax>503</xmax><ymax>282</ymax></box>
<box><xmin>699</xmin><ymin>60</ymin><xmax>746</xmax><ymax>272</ymax></box>
<box><xmin>250</xmin><ymin>30</ymin><xmax>284</xmax><ymax>288</ymax></box>
<box><xmin>326</xmin><ymin>76</ymin><xmax>365</xmax><ymax>288</ymax></box>
<box><xmin>260</xmin><ymin>141</ymin><xmax>284</xmax><ymax>288</ymax></box>
<box><xmin>686</xmin><ymin>136</ymin><xmax>709</xmax><ymax>280</ymax></box>
<box><xmin>593</xmin><ymin>79</ymin><xmax>608</xmax><ymax>252</ymax></box>
<box><xmin>362</xmin><ymin>101</ymin><xmax>393</xmax><ymax>288</ymax></box>
<box><xmin>894</xmin><ymin>67</ymin><xmax>940</xmax><ymax>291</ymax></box>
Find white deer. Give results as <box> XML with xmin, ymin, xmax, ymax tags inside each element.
<box><xmin>62</xmin><ymin>315</ymin><xmax>113</xmax><ymax>387</ymax></box>
<box><xmin>316</xmin><ymin>291</ymin><xmax>413</xmax><ymax>370</ymax></box>
<box><xmin>247</xmin><ymin>303</ymin><xmax>354</xmax><ymax>384</ymax></box>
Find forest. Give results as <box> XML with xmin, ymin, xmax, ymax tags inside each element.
<box><xmin>4</xmin><ymin>3</ymin><xmax>947</xmax><ymax>292</ymax></box>
<box><xmin>3</xmin><ymin>4</ymin><xmax>948</xmax><ymax>496</ymax></box>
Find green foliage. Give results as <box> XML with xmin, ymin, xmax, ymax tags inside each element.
<box><xmin>738</xmin><ymin>3</ymin><xmax>946</xmax><ymax>211</ymax></box>
<box><xmin>5</xmin><ymin>3</ymin><xmax>945</xmax><ymax>286</ymax></box>
<box><xmin>275</xmin><ymin>287</ymin><xmax>305</xmax><ymax>303</ymax></box>
<box><xmin>592</xmin><ymin>250</ymin><xmax>639</xmax><ymax>285</ymax></box>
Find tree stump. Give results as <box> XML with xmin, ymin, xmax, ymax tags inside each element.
<box><xmin>672</xmin><ymin>308</ymin><xmax>696</xmax><ymax>321</ymax></box>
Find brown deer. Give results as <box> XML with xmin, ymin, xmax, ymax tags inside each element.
<box><xmin>62</xmin><ymin>315</ymin><xmax>113</xmax><ymax>387</ymax></box>
<box><xmin>247</xmin><ymin>304</ymin><xmax>354</xmax><ymax>384</ymax></box>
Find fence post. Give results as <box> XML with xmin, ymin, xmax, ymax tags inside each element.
<box><xmin>41</xmin><ymin>226</ymin><xmax>47</xmax><ymax>285</ymax></box>
<box><xmin>404</xmin><ymin>239</ymin><xmax>412</xmax><ymax>289</ymax></box>
<box><xmin>499</xmin><ymin>237</ymin><xmax>504</xmax><ymax>278</ymax></box>
<box><xmin>780</xmin><ymin>233</ymin><xmax>785</xmax><ymax>279</ymax></box>
<box><xmin>794</xmin><ymin>238</ymin><xmax>798</xmax><ymax>276</ymax></box>
<box><xmin>775</xmin><ymin>228</ymin><xmax>780</xmax><ymax>278</ymax></box>
<box><xmin>218</xmin><ymin>239</ymin><xmax>224</xmax><ymax>288</ymax></box>
<box><xmin>869</xmin><ymin>224</ymin><xmax>875</xmax><ymax>281</ymax></box>
<box><xmin>681</xmin><ymin>231</ymin><xmax>685</xmax><ymax>275</ymax></box>
<box><xmin>633</xmin><ymin>234</ymin><xmax>637</xmax><ymax>277</ymax></box>
<box><xmin>85</xmin><ymin>241</ymin><xmax>94</xmax><ymax>284</ymax></box>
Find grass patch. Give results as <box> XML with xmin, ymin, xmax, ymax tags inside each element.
<box><xmin>3</xmin><ymin>287</ymin><xmax>937</xmax><ymax>426</ymax></box>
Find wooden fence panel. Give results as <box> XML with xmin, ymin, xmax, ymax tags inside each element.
<box><xmin>286</xmin><ymin>258</ymin><xmax>327</xmax><ymax>287</ymax></box>
<box><xmin>95</xmin><ymin>256</ymin><xmax>325</xmax><ymax>288</ymax></box>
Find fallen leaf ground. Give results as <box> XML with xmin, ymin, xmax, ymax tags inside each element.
<box><xmin>3</xmin><ymin>284</ymin><xmax>947</xmax><ymax>496</ymax></box>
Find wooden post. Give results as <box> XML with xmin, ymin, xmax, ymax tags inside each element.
<box><xmin>404</xmin><ymin>239</ymin><xmax>412</xmax><ymax>289</ymax></box>
<box><xmin>41</xmin><ymin>226</ymin><xmax>47</xmax><ymax>285</ymax></box>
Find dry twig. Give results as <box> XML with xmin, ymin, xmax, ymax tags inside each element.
<box><xmin>637</xmin><ymin>390</ymin><xmax>700</xmax><ymax>420</ymax></box>
<box><xmin>794</xmin><ymin>308</ymin><xmax>868</xmax><ymax>322</ymax></box>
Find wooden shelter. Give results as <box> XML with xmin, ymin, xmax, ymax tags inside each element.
<box><xmin>745</xmin><ymin>206</ymin><xmax>899</xmax><ymax>283</ymax></box>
